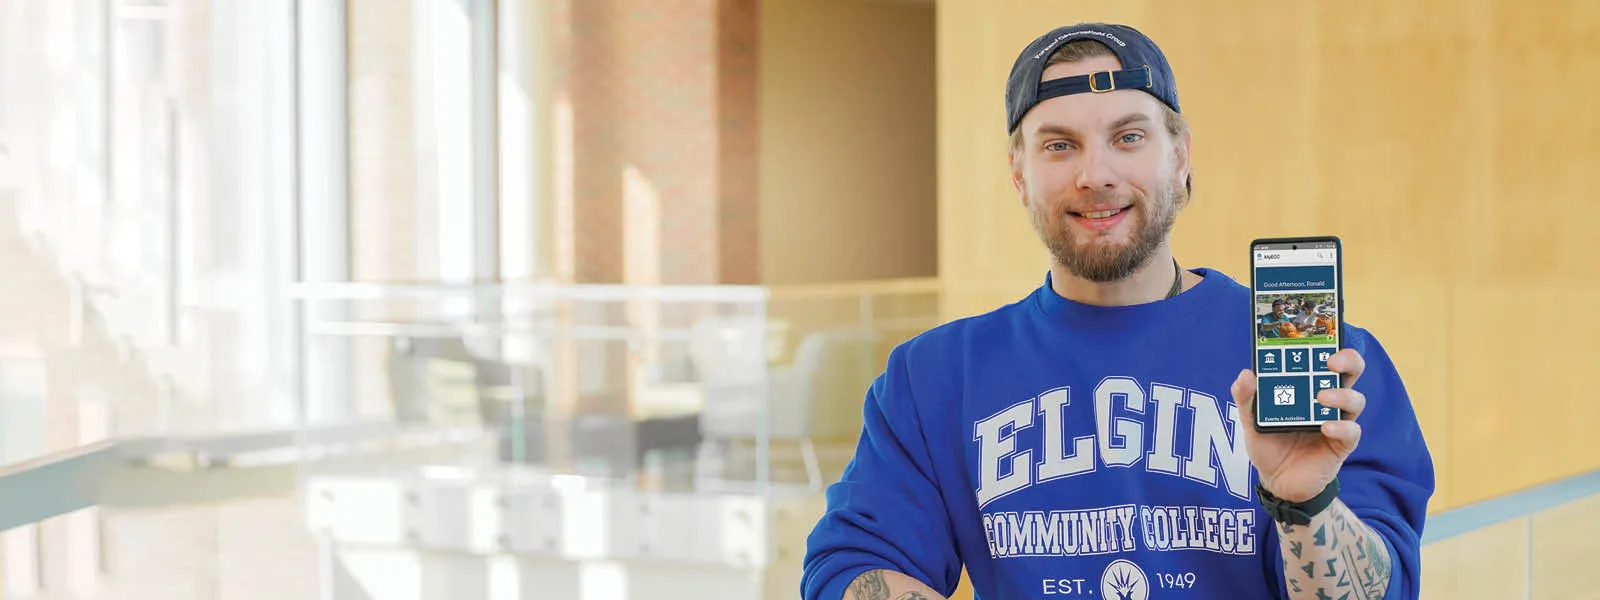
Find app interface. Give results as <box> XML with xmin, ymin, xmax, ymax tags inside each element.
<box><xmin>1252</xmin><ymin>242</ymin><xmax>1341</xmax><ymax>426</ymax></box>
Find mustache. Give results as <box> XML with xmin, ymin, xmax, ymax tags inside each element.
<box><xmin>1062</xmin><ymin>189</ymin><xmax>1143</xmax><ymax>212</ymax></box>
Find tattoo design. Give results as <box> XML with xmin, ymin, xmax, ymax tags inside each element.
<box><xmin>1282</xmin><ymin>506</ymin><xmax>1394</xmax><ymax>600</ymax></box>
<box><xmin>850</xmin><ymin>571</ymin><xmax>891</xmax><ymax>600</ymax></box>
<box><xmin>1333</xmin><ymin>525</ymin><xmax>1391</xmax><ymax>599</ymax></box>
<box><xmin>1366</xmin><ymin>536</ymin><xmax>1391</xmax><ymax>596</ymax></box>
<box><xmin>1338</xmin><ymin>546</ymin><xmax>1368</xmax><ymax>600</ymax></box>
<box><xmin>847</xmin><ymin>571</ymin><xmax>934</xmax><ymax>600</ymax></box>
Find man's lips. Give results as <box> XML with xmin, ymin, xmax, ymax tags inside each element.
<box><xmin>1069</xmin><ymin>206</ymin><xmax>1130</xmax><ymax>231</ymax></box>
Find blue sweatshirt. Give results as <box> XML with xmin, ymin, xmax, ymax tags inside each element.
<box><xmin>801</xmin><ymin>268</ymin><xmax>1434</xmax><ymax>600</ymax></box>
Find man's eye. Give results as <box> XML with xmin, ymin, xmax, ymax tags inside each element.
<box><xmin>1045</xmin><ymin>141</ymin><xmax>1071</xmax><ymax>152</ymax></box>
<box><xmin>1119</xmin><ymin>132</ymin><xmax>1144</xmax><ymax>145</ymax></box>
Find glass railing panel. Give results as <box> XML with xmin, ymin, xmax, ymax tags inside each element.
<box><xmin>763</xmin><ymin>278</ymin><xmax>942</xmax><ymax>486</ymax></box>
<box><xmin>292</xmin><ymin>282</ymin><xmax>778</xmax><ymax>492</ymax></box>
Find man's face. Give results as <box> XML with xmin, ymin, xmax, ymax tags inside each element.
<box><xmin>1272</xmin><ymin>302</ymin><xmax>1285</xmax><ymax>317</ymax></box>
<box><xmin>1010</xmin><ymin>55</ymin><xmax>1191</xmax><ymax>283</ymax></box>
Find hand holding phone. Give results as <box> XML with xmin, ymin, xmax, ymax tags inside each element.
<box><xmin>1248</xmin><ymin>237</ymin><xmax>1345</xmax><ymax>433</ymax></box>
<box><xmin>1235</xmin><ymin>237</ymin><xmax>1369</xmax><ymax>500</ymax></box>
<box><xmin>1230</xmin><ymin>351</ymin><xmax>1367</xmax><ymax>503</ymax></box>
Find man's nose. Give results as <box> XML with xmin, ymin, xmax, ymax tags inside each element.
<box><xmin>1074</xmin><ymin>144</ymin><xmax>1118</xmax><ymax>191</ymax></box>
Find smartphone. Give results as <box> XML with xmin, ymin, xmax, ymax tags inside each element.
<box><xmin>1249</xmin><ymin>236</ymin><xmax>1344</xmax><ymax>433</ymax></box>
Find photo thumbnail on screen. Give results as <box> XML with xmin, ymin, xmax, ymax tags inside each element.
<box><xmin>1255</xmin><ymin>292</ymin><xmax>1338</xmax><ymax>346</ymax></box>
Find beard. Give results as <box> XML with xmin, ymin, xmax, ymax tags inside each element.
<box><xmin>1030</xmin><ymin>177</ymin><xmax>1183</xmax><ymax>283</ymax></box>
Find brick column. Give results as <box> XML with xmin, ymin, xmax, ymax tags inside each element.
<box><xmin>543</xmin><ymin>0</ymin><xmax>762</xmax><ymax>445</ymax></box>
<box><xmin>552</xmin><ymin>0</ymin><xmax>759</xmax><ymax>286</ymax></box>
<box><xmin>716</xmin><ymin>0</ymin><xmax>760</xmax><ymax>285</ymax></box>
<box><xmin>555</xmin><ymin>0</ymin><xmax>623</xmax><ymax>284</ymax></box>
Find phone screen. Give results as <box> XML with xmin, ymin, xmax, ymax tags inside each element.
<box><xmin>1251</xmin><ymin>238</ymin><xmax>1343</xmax><ymax>429</ymax></box>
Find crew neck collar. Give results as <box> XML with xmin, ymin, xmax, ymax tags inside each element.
<box><xmin>1032</xmin><ymin>267</ymin><xmax>1226</xmax><ymax>325</ymax></box>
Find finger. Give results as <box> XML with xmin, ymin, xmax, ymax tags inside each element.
<box><xmin>1320</xmin><ymin>420</ymin><xmax>1362</xmax><ymax>450</ymax></box>
<box><xmin>1316</xmin><ymin>388</ymin><xmax>1367</xmax><ymax>421</ymax></box>
<box><xmin>1232</xmin><ymin>369</ymin><xmax>1257</xmax><ymax>420</ymax></box>
<box><xmin>1329</xmin><ymin>348</ymin><xmax>1366</xmax><ymax>388</ymax></box>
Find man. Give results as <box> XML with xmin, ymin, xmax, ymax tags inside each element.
<box><xmin>1292</xmin><ymin>299</ymin><xmax>1322</xmax><ymax>333</ymax></box>
<box><xmin>800</xmin><ymin>22</ymin><xmax>1433</xmax><ymax>600</ymax></box>
<box><xmin>1259</xmin><ymin>300</ymin><xmax>1292</xmax><ymax>338</ymax></box>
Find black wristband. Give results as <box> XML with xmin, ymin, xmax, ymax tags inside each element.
<box><xmin>1256</xmin><ymin>477</ymin><xmax>1340</xmax><ymax>526</ymax></box>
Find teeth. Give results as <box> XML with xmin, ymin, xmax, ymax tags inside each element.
<box><xmin>1082</xmin><ymin>208</ymin><xmax>1123</xmax><ymax>219</ymax></box>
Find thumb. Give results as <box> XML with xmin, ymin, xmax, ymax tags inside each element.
<box><xmin>1232</xmin><ymin>368</ymin><xmax>1257</xmax><ymax>423</ymax></box>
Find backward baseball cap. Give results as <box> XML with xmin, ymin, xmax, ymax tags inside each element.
<box><xmin>1005</xmin><ymin>23</ymin><xmax>1180</xmax><ymax>135</ymax></box>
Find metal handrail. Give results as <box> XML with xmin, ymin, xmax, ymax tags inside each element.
<box><xmin>766</xmin><ymin>277</ymin><xmax>941</xmax><ymax>300</ymax></box>
<box><xmin>289</xmin><ymin>280</ymin><xmax>769</xmax><ymax>303</ymax></box>
<box><xmin>0</xmin><ymin>421</ymin><xmax>478</xmax><ymax>532</ymax></box>
<box><xmin>0</xmin><ymin>440</ymin><xmax>119</xmax><ymax>531</ymax></box>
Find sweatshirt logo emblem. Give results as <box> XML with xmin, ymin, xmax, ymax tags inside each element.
<box><xmin>1101</xmin><ymin>559</ymin><xmax>1149</xmax><ymax>600</ymax></box>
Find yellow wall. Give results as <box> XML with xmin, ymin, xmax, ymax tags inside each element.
<box><xmin>936</xmin><ymin>0</ymin><xmax>1600</xmax><ymax>518</ymax></box>
<box><xmin>759</xmin><ymin>0</ymin><xmax>937</xmax><ymax>284</ymax></box>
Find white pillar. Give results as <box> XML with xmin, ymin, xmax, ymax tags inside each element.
<box><xmin>496</xmin><ymin>0</ymin><xmax>554</xmax><ymax>367</ymax></box>
<box><xmin>298</xmin><ymin>0</ymin><xmax>353</xmax><ymax>425</ymax></box>
<box><xmin>412</xmin><ymin>0</ymin><xmax>499</xmax><ymax>335</ymax></box>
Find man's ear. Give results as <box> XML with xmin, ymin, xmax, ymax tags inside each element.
<box><xmin>1174</xmin><ymin>128</ymin><xmax>1193</xmax><ymax>208</ymax></box>
<box><xmin>1009</xmin><ymin>147</ymin><xmax>1028</xmax><ymax>207</ymax></box>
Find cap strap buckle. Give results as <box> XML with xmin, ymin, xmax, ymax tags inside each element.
<box><xmin>1036</xmin><ymin>65</ymin><xmax>1157</xmax><ymax>104</ymax></box>
<box><xmin>1089</xmin><ymin>65</ymin><xmax>1153</xmax><ymax>93</ymax></box>
<box><xmin>1088</xmin><ymin>70</ymin><xmax>1116</xmax><ymax>93</ymax></box>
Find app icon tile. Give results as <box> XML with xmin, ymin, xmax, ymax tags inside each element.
<box><xmin>1258</xmin><ymin>349</ymin><xmax>1283</xmax><ymax>374</ymax></box>
<box><xmin>1285</xmin><ymin>348</ymin><xmax>1310</xmax><ymax>373</ymax></box>
<box><xmin>1312</xmin><ymin>347</ymin><xmax>1335</xmax><ymax>372</ymax></box>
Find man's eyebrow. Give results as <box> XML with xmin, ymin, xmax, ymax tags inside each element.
<box><xmin>1033</xmin><ymin>123</ymin><xmax>1079</xmax><ymax>138</ymax></box>
<box><xmin>1108</xmin><ymin>113</ymin><xmax>1152</xmax><ymax>130</ymax></box>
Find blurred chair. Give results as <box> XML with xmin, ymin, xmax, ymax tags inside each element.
<box><xmin>387</xmin><ymin>336</ymin><xmax>479</xmax><ymax>425</ymax></box>
<box><xmin>386</xmin><ymin>334</ymin><xmax>548</xmax><ymax>463</ymax></box>
<box><xmin>692</xmin><ymin>316</ymin><xmax>878</xmax><ymax>490</ymax></box>
<box><xmin>387</xmin><ymin>331</ymin><xmax>705</xmax><ymax>481</ymax></box>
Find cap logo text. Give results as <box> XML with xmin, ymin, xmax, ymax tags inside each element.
<box><xmin>1032</xmin><ymin>30</ymin><xmax>1127</xmax><ymax>60</ymax></box>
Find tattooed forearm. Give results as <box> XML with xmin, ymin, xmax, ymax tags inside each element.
<box><xmin>1275</xmin><ymin>499</ymin><xmax>1393</xmax><ymax>600</ymax></box>
<box><xmin>845</xmin><ymin>569</ymin><xmax>946</xmax><ymax>600</ymax></box>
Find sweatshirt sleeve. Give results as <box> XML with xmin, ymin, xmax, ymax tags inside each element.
<box><xmin>1265</xmin><ymin>325</ymin><xmax>1436</xmax><ymax>599</ymax></box>
<box><xmin>800</xmin><ymin>343</ymin><xmax>963</xmax><ymax>600</ymax></box>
